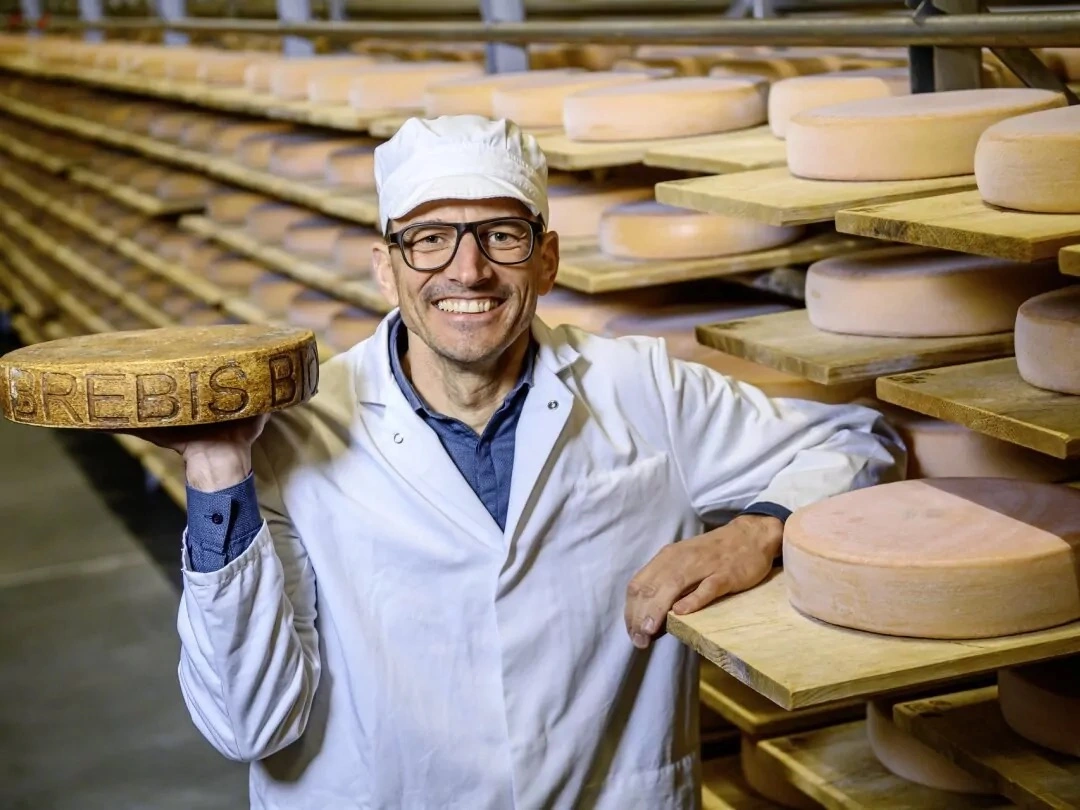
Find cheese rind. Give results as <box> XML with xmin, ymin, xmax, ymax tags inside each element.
<box><xmin>250</xmin><ymin>275</ymin><xmax>309</xmax><ymax>316</ymax></box>
<box><xmin>282</xmin><ymin>218</ymin><xmax>346</xmax><ymax>260</ymax></box>
<box><xmin>326</xmin><ymin>308</ymin><xmax>382</xmax><ymax>351</ymax></box>
<box><xmin>1015</xmin><ymin>286</ymin><xmax>1080</xmax><ymax>395</ymax></box>
<box><xmin>305</xmin><ymin>62</ymin><xmax>483</xmax><ymax>109</ymax></box>
<box><xmin>492</xmin><ymin>71</ymin><xmax>661</xmax><ymax>129</ymax></box>
<box><xmin>806</xmin><ymin>246</ymin><xmax>1064</xmax><ymax>337</ymax></box>
<box><xmin>267</xmin><ymin>56</ymin><xmax>376</xmax><ymax>100</ymax></box>
<box><xmin>787</xmin><ymin>88</ymin><xmax>1067</xmax><ymax>181</ymax></box>
<box><xmin>210</xmin><ymin>122</ymin><xmax>296</xmax><ymax>157</ymax></box>
<box><xmin>424</xmin><ymin>70</ymin><xmax>582</xmax><ymax>118</ymax></box>
<box><xmin>286</xmin><ymin>290</ymin><xmax>351</xmax><ymax>332</ymax></box>
<box><xmin>975</xmin><ymin>106</ymin><xmax>1080</xmax><ymax>213</ymax></box>
<box><xmin>268</xmin><ymin>137</ymin><xmax>371</xmax><ymax>181</ymax></box>
<box><xmin>332</xmin><ymin>229</ymin><xmax>380</xmax><ymax>277</ymax></box>
<box><xmin>547</xmin><ymin>183</ymin><xmax>654</xmax><ymax>239</ymax></box>
<box><xmin>205</xmin><ymin>256</ymin><xmax>270</xmax><ymax>290</ymax></box>
<box><xmin>768</xmin><ymin>68</ymin><xmax>910</xmax><ymax>139</ymax></box>
<box><xmin>324</xmin><ymin>147</ymin><xmax>376</xmax><ymax>189</ymax></box>
<box><xmin>739</xmin><ymin>736</ymin><xmax>819</xmax><ymax>809</ymax></box>
<box><xmin>244</xmin><ymin>203</ymin><xmax>315</xmax><ymax>244</ymax></box>
<box><xmin>783</xmin><ymin>478</ymin><xmax>1080</xmax><ymax>639</ymax></box>
<box><xmin>206</xmin><ymin>190</ymin><xmax>273</xmax><ymax>226</ymax></box>
<box><xmin>998</xmin><ymin>658</ymin><xmax>1080</xmax><ymax>756</ymax></box>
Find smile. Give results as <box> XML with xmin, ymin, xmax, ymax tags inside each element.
<box><xmin>433</xmin><ymin>298</ymin><xmax>503</xmax><ymax>314</ymax></box>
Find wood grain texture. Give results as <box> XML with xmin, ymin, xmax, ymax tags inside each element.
<box><xmin>0</xmin><ymin>130</ymin><xmax>69</xmax><ymax>173</ymax></box>
<box><xmin>644</xmin><ymin>127</ymin><xmax>786</xmax><ymax>175</ymax></box>
<box><xmin>667</xmin><ymin>571</ymin><xmax>1080</xmax><ymax>710</ymax></box>
<box><xmin>894</xmin><ymin>687</ymin><xmax>1080</xmax><ymax>810</ymax></box>
<box><xmin>655</xmin><ymin>168</ymin><xmax>976</xmax><ymax>226</ymax></box>
<box><xmin>1060</xmin><ymin>245</ymin><xmax>1080</xmax><ymax>277</ymax></box>
<box><xmin>702</xmin><ymin>756</ymin><xmax>788</xmax><ymax>810</ymax></box>
<box><xmin>556</xmin><ymin>233</ymin><xmax>871</xmax><ymax>293</ymax></box>
<box><xmin>68</xmin><ymin>168</ymin><xmax>206</xmax><ymax>216</ymax></box>
<box><xmin>876</xmin><ymin>358</ymin><xmax>1080</xmax><ymax>459</ymax></box>
<box><xmin>696</xmin><ymin>309</ymin><xmax>1014</xmax><ymax>385</ymax></box>
<box><xmin>836</xmin><ymin>191</ymin><xmax>1080</xmax><ymax>262</ymax></box>
<box><xmin>759</xmin><ymin>721</ymin><xmax>1015</xmax><ymax>810</ymax></box>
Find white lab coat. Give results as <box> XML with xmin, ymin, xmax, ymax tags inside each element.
<box><xmin>177</xmin><ymin>314</ymin><xmax>904</xmax><ymax>810</ymax></box>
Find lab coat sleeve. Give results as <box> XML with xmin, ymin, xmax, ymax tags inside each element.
<box><xmin>175</xmin><ymin>439</ymin><xmax>320</xmax><ymax>762</ymax></box>
<box><xmin>652</xmin><ymin>343</ymin><xmax>907</xmax><ymax>520</ymax></box>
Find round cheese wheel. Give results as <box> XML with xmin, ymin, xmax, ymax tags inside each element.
<box><xmin>244</xmin><ymin>59</ymin><xmax>287</xmax><ymax>94</ymax></box>
<box><xmin>547</xmin><ymin>184</ymin><xmax>654</xmax><ymax>239</ymax></box>
<box><xmin>156</xmin><ymin>174</ymin><xmax>215</xmax><ymax>201</ymax></box>
<box><xmin>179</xmin><ymin>118</ymin><xmax>228</xmax><ymax>151</ymax></box>
<box><xmin>163</xmin><ymin>50</ymin><xmax>223</xmax><ymax>83</ymax></box>
<box><xmin>866</xmin><ymin>703</ymin><xmax>994</xmax><ymax>793</ymax></box>
<box><xmin>787</xmin><ymin>88</ymin><xmax>1066</xmax><ymax>181</ymax></box>
<box><xmin>156</xmin><ymin>234</ymin><xmax>206</xmax><ymax>264</ymax></box>
<box><xmin>282</xmin><ymin>218</ymin><xmax>345</xmax><ymax>260</ymax></box>
<box><xmin>768</xmin><ymin>68</ymin><xmax>910</xmax><ymax>139</ymax></box>
<box><xmin>998</xmin><ymin>658</ymin><xmax>1080</xmax><ymax>756</ymax></box>
<box><xmin>148</xmin><ymin>112</ymin><xmax>221</xmax><ymax>144</ymax></box>
<box><xmin>206</xmin><ymin>190</ymin><xmax>273</xmax><ymax>226</ymax></box>
<box><xmin>137</xmin><ymin>279</ymin><xmax>176</xmax><ymax>305</ymax></box>
<box><xmin>185</xmin><ymin>242</ymin><xmax>231</xmax><ymax>275</ymax></box>
<box><xmin>806</xmin><ymin>247</ymin><xmax>1063</xmax><ymax>337</ymax></box>
<box><xmin>784</xmin><ymin>478</ymin><xmax>1080</xmax><ymax>639</ymax></box>
<box><xmin>599</xmin><ymin>201</ymin><xmax>803</xmax><ymax>260</ymax></box>
<box><xmin>205</xmin><ymin>256</ymin><xmax>269</xmax><ymax>290</ymax></box>
<box><xmin>332</xmin><ymin>228</ymin><xmax>380</xmax><ymax>277</ymax></box>
<box><xmin>564</xmin><ymin>76</ymin><xmax>768</xmax><ymax>142</ymax></box>
<box><xmin>325</xmin><ymin>308</ymin><xmax>382</xmax><ymax>352</ymax></box>
<box><xmin>250</xmin><ymin>275</ymin><xmax>309</xmax><ymax>316</ymax></box>
<box><xmin>286</xmin><ymin>289</ymin><xmax>350</xmax><ymax>332</ymax></box>
<box><xmin>347</xmin><ymin>62</ymin><xmax>485</xmax><ymax>111</ymax></box>
<box><xmin>245</xmin><ymin>203</ymin><xmax>315</xmax><ymax>244</ymax></box>
<box><xmin>1015</xmin><ymin>286</ymin><xmax>1080</xmax><ymax>395</ymax></box>
<box><xmin>975</xmin><ymin>106</ymin><xmax>1080</xmax><ymax>214</ymax></box>
<box><xmin>424</xmin><ymin>69</ymin><xmax>582</xmax><ymax>118</ymax></box>
<box><xmin>739</xmin><ymin>736</ymin><xmax>819</xmax><ymax>809</ymax></box>
<box><xmin>126</xmin><ymin>167</ymin><xmax>170</xmax><ymax>194</ymax></box>
<box><xmin>160</xmin><ymin>295</ymin><xmax>203</xmax><ymax>319</ymax></box>
<box><xmin>197</xmin><ymin>52</ymin><xmax>271</xmax><ymax>86</ymax></box>
<box><xmin>492</xmin><ymin>71</ymin><xmax>661</xmax><ymax>129</ymax></box>
<box><xmin>324</xmin><ymin>147</ymin><xmax>376</xmax><ymax>189</ymax></box>
<box><xmin>268</xmin><ymin>137</ymin><xmax>372</xmax><ymax>181</ymax></box>
<box><xmin>211</xmin><ymin>122</ymin><xmax>296</xmax><ymax>157</ymax></box>
<box><xmin>0</xmin><ymin>324</ymin><xmax>318</xmax><ymax>429</ymax></box>
<box><xmin>708</xmin><ymin>51</ymin><xmax>847</xmax><ymax>82</ymax></box>
<box><xmin>235</xmin><ymin>133</ymin><xmax>317</xmax><ymax>171</ymax></box>
<box><xmin>1042</xmin><ymin>48</ymin><xmax>1080</xmax><ymax>80</ymax></box>
<box><xmin>267</xmin><ymin>56</ymin><xmax>377</xmax><ymax>100</ymax></box>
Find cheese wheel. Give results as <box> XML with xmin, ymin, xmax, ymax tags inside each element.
<box><xmin>178</xmin><ymin>118</ymin><xmax>227</xmax><ymax>151</ymax></box>
<box><xmin>547</xmin><ymin>184</ymin><xmax>654</xmax><ymax>239</ymax></box>
<box><xmin>197</xmin><ymin>52</ymin><xmax>271</xmax><ymax>86</ymax></box>
<box><xmin>768</xmin><ymin>69</ymin><xmax>910</xmax><ymax>139</ymax></box>
<box><xmin>866</xmin><ymin>703</ymin><xmax>994</xmax><ymax>793</ymax></box>
<box><xmin>211</xmin><ymin>122</ymin><xmax>296</xmax><ymax>157</ymax></box>
<box><xmin>250</xmin><ymin>275</ymin><xmax>309</xmax><ymax>316</ymax></box>
<box><xmin>784</xmin><ymin>478</ymin><xmax>1080</xmax><ymax>639</ymax></box>
<box><xmin>998</xmin><ymin>658</ymin><xmax>1080</xmax><ymax>756</ymax></box>
<box><xmin>286</xmin><ymin>290</ymin><xmax>350</xmax><ymax>332</ymax></box>
<box><xmin>345</xmin><ymin>62</ymin><xmax>485</xmax><ymax>111</ymax></box>
<box><xmin>160</xmin><ymin>295</ymin><xmax>203</xmax><ymax>319</ymax></box>
<box><xmin>156</xmin><ymin>234</ymin><xmax>204</xmax><ymax>264</ymax></box>
<box><xmin>235</xmin><ymin>134</ymin><xmax>318</xmax><ymax>171</ymax></box>
<box><xmin>245</xmin><ymin>203</ymin><xmax>315</xmax><ymax>244</ymax></box>
<box><xmin>708</xmin><ymin>52</ymin><xmax>847</xmax><ymax>81</ymax></box>
<box><xmin>126</xmin><ymin>167</ymin><xmax>170</xmax><ymax>193</ymax></box>
<box><xmin>244</xmin><ymin>58</ymin><xmax>289</xmax><ymax>94</ymax></box>
<box><xmin>156</xmin><ymin>174</ymin><xmax>215</xmax><ymax>201</ymax></box>
<box><xmin>324</xmin><ymin>147</ymin><xmax>376</xmax><ymax>189</ymax></box>
<box><xmin>492</xmin><ymin>71</ymin><xmax>661</xmax><ymax>129</ymax></box>
<box><xmin>268</xmin><ymin>137</ymin><xmax>372</xmax><ymax>181</ymax></box>
<box><xmin>1042</xmin><ymin>48</ymin><xmax>1080</xmax><ymax>80</ymax></box>
<box><xmin>332</xmin><ymin>228</ymin><xmax>380</xmax><ymax>277</ymax></box>
<box><xmin>975</xmin><ymin>106</ymin><xmax>1080</xmax><ymax>214</ymax></box>
<box><xmin>185</xmin><ymin>242</ymin><xmax>231</xmax><ymax>275</ymax></box>
<box><xmin>806</xmin><ymin>247</ymin><xmax>1064</xmax><ymax>337</ymax></box>
<box><xmin>739</xmin><ymin>736</ymin><xmax>819</xmax><ymax>809</ymax></box>
<box><xmin>206</xmin><ymin>190</ymin><xmax>273</xmax><ymax>226</ymax></box>
<box><xmin>205</xmin><ymin>256</ymin><xmax>269</xmax><ymax>290</ymax></box>
<box><xmin>267</xmin><ymin>56</ymin><xmax>377</xmax><ymax>100</ymax></box>
<box><xmin>282</xmin><ymin>218</ymin><xmax>345</xmax><ymax>260</ymax></box>
<box><xmin>599</xmin><ymin>201</ymin><xmax>803</xmax><ymax>260</ymax></box>
<box><xmin>1015</xmin><ymin>286</ymin><xmax>1080</xmax><ymax>395</ymax></box>
<box><xmin>564</xmin><ymin>77</ymin><xmax>768</xmax><ymax>142</ymax></box>
<box><xmin>163</xmin><ymin>51</ymin><xmax>222</xmax><ymax>83</ymax></box>
<box><xmin>0</xmin><ymin>324</ymin><xmax>318</xmax><ymax>429</ymax></box>
<box><xmin>137</xmin><ymin>279</ymin><xmax>176</xmax><ymax>304</ymax></box>
<box><xmin>787</xmin><ymin>88</ymin><xmax>1066</xmax><ymax>181</ymax></box>
<box><xmin>148</xmin><ymin>112</ymin><xmax>221</xmax><ymax>143</ymax></box>
<box><xmin>326</xmin><ymin>308</ymin><xmax>381</xmax><ymax>352</ymax></box>
<box><xmin>424</xmin><ymin>69</ymin><xmax>582</xmax><ymax>118</ymax></box>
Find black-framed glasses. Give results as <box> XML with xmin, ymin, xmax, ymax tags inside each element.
<box><xmin>385</xmin><ymin>216</ymin><xmax>545</xmax><ymax>273</ymax></box>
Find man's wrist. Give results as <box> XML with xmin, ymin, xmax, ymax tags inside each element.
<box><xmin>731</xmin><ymin>513</ymin><xmax>785</xmax><ymax>559</ymax></box>
<box><xmin>184</xmin><ymin>448</ymin><xmax>252</xmax><ymax>493</ymax></box>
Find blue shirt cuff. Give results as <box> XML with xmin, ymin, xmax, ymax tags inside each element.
<box><xmin>737</xmin><ymin>501</ymin><xmax>792</xmax><ymax>524</ymax></box>
<box><xmin>185</xmin><ymin>473</ymin><xmax>263</xmax><ymax>573</ymax></box>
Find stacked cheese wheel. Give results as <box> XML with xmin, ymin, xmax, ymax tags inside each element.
<box><xmin>768</xmin><ymin>68</ymin><xmax>910</xmax><ymax>139</ymax></box>
<box><xmin>326</xmin><ymin>308</ymin><xmax>382</xmax><ymax>352</ymax></box>
<box><xmin>268</xmin><ymin>137</ymin><xmax>374</xmax><ymax>182</ymax></box>
<box><xmin>491</xmin><ymin>71</ymin><xmax>660</xmax><ymax>129</ymax></box>
<box><xmin>1014</xmin><ymin>286</ymin><xmax>1080</xmax><ymax>395</ymax></box>
<box><xmin>424</xmin><ymin>69</ymin><xmax>582</xmax><ymax>118</ymax></box>
<box><xmin>310</xmin><ymin>62</ymin><xmax>483</xmax><ymax>109</ymax></box>
<box><xmin>998</xmin><ymin>657</ymin><xmax>1080</xmax><ymax>756</ymax></box>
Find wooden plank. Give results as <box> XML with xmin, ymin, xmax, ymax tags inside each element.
<box><xmin>655</xmin><ymin>168</ymin><xmax>977</xmax><ymax>227</ymax></box>
<box><xmin>180</xmin><ymin>216</ymin><xmax>391</xmax><ymax>314</ymax></box>
<box><xmin>68</xmin><ymin>168</ymin><xmax>207</xmax><ymax>216</ymax></box>
<box><xmin>536</xmin><ymin>130</ymin><xmax>765</xmax><ymax>171</ymax></box>
<box><xmin>1060</xmin><ymin>245</ymin><xmax>1080</xmax><ymax>277</ymax></box>
<box><xmin>702</xmin><ymin>756</ymin><xmax>786</xmax><ymax>810</ymax></box>
<box><xmin>556</xmin><ymin>233</ymin><xmax>872</xmax><ymax>294</ymax></box>
<box><xmin>695</xmin><ymin>309</ymin><xmax>1014</xmax><ymax>386</ymax></box>
<box><xmin>894</xmin><ymin>687</ymin><xmax>1080</xmax><ymax>810</ymax></box>
<box><xmin>0</xmin><ymin>130</ymin><xmax>71</xmax><ymax>173</ymax></box>
<box><xmin>644</xmin><ymin>127</ymin><xmax>787</xmax><ymax>175</ymax></box>
<box><xmin>368</xmin><ymin>115</ymin><xmax>411</xmax><ymax>139</ymax></box>
<box><xmin>667</xmin><ymin>571</ymin><xmax>1080</xmax><ymax>710</ymax></box>
<box><xmin>759</xmin><ymin>721</ymin><xmax>1015</xmax><ymax>810</ymax></box>
<box><xmin>10</xmin><ymin>313</ymin><xmax>44</xmax><ymax>345</ymax></box>
<box><xmin>836</xmin><ymin>191</ymin><xmax>1080</xmax><ymax>263</ymax></box>
<box><xmin>876</xmin><ymin>358</ymin><xmax>1080</xmax><ymax>459</ymax></box>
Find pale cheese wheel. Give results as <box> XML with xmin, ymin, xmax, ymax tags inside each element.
<box><xmin>547</xmin><ymin>184</ymin><xmax>654</xmax><ymax>239</ymax></box>
<box><xmin>599</xmin><ymin>201</ymin><xmax>803</xmax><ymax>260</ymax></box>
<box><xmin>163</xmin><ymin>51</ymin><xmax>223</xmax><ymax>83</ymax></box>
<box><xmin>267</xmin><ymin>56</ymin><xmax>377</xmax><ymax>100</ymax></box>
<box><xmin>975</xmin><ymin>106</ymin><xmax>1080</xmax><ymax>214</ymax></box>
<box><xmin>286</xmin><ymin>290</ymin><xmax>350</xmax><ymax>332</ymax></box>
<box><xmin>739</xmin><ymin>736</ymin><xmax>819</xmax><ymax>809</ymax></box>
<box><xmin>492</xmin><ymin>71</ymin><xmax>661</xmax><ymax>129</ymax></box>
<box><xmin>197</xmin><ymin>52</ymin><xmax>272</xmax><ymax>86</ymax></box>
<box><xmin>211</xmin><ymin>122</ymin><xmax>296</xmax><ymax>157</ymax></box>
<box><xmin>137</xmin><ymin>279</ymin><xmax>177</xmax><ymax>304</ymax></box>
<box><xmin>185</xmin><ymin>242</ymin><xmax>231</xmax><ymax>275</ymax></box>
<box><xmin>787</xmin><ymin>88</ymin><xmax>1066</xmax><ymax>181</ymax></box>
<box><xmin>268</xmin><ymin>137</ymin><xmax>372</xmax><ymax>181</ymax></box>
<box><xmin>205</xmin><ymin>256</ymin><xmax>269</xmax><ymax>290</ymax></box>
<box><xmin>326</xmin><ymin>308</ymin><xmax>381</xmax><ymax>352</ymax></box>
<box><xmin>126</xmin><ymin>167</ymin><xmax>170</xmax><ymax>194</ymax></box>
<box><xmin>235</xmin><ymin>134</ymin><xmax>318</xmax><ymax>171</ymax></box>
<box><xmin>1015</xmin><ymin>286</ymin><xmax>1080</xmax><ymax>395</ymax></box>
<box><xmin>250</xmin><ymin>275</ymin><xmax>308</xmax><ymax>316</ymax></box>
<box><xmin>564</xmin><ymin>76</ymin><xmax>768</xmax><ymax>142</ymax></box>
<box><xmin>345</xmin><ymin>62</ymin><xmax>485</xmax><ymax>111</ymax></box>
<box><xmin>783</xmin><ymin>478</ymin><xmax>1080</xmax><ymax>639</ymax></box>
<box><xmin>156</xmin><ymin>173</ymin><xmax>215</xmax><ymax>201</ymax></box>
<box><xmin>179</xmin><ymin>117</ymin><xmax>229</xmax><ymax>151</ymax></box>
<box><xmin>244</xmin><ymin>58</ymin><xmax>290</xmax><ymax>94</ymax></box>
<box><xmin>156</xmin><ymin>234</ymin><xmax>204</xmax><ymax>264</ymax></box>
<box><xmin>424</xmin><ymin>69</ymin><xmax>582</xmax><ymax>118</ymax></box>
<box><xmin>768</xmin><ymin>69</ymin><xmax>910</xmax><ymax>139</ymax></box>
<box><xmin>1042</xmin><ymin>48</ymin><xmax>1080</xmax><ymax>80</ymax></box>
<box><xmin>324</xmin><ymin>147</ymin><xmax>376</xmax><ymax>189</ymax></box>
<box><xmin>245</xmin><ymin>203</ymin><xmax>315</xmax><ymax>244</ymax></box>
<box><xmin>206</xmin><ymin>190</ymin><xmax>273</xmax><ymax>226</ymax></box>
<box><xmin>148</xmin><ymin>112</ymin><xmax>221</xmax><ymax>144</ymax></box>
<box><xmin>282</xmin><ymin>218</ymin><xmax>346</xmax><ymax>260</ymax></box>
<box><xmin>332</xmin><ymin>228</ymin><xmax>380</xmax><ymax>277</ymax></box>
<box><xmin>865</xmin><ymin>703</ymin><xmax>994</xmax><ymax>793</ymax></box>
<box><xmin>998</xmin><ymin>658</ymin><xmax>1080</xmax><ymax>757</ymax></box>
<box><xmin>806</xmin><ymin>246</ymin><xmax>1064</xmax><ymax>337</ymax></box>
<box><xmin>708</xmin><ymin>52</ymin><xmax>847</xmax><ymax>81</ymax></box>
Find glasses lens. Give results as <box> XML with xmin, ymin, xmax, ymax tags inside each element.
<box><xmin>400</xmin><ymin>223</ymin><xmax>460</xmax><ymax>271</ymax></box>
<box><xmin>477</xmin><ymin>219</ymin><xmax>534</xmax><ymax>265</ymax></box>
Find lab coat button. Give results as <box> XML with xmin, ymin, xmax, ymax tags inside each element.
<box><xmin>547</xmin><ymin>400</ymin><xmax>558</xmax><ymax>410</ymax></box>
<box><xmin>211</xmin><ymin>513</ymin><xmax>224</xmax><ymax>525</ymax></box>
<box><xmin>393</xmin><ymin>433</ymin><xmax>404</xmax><ymax>444</ymax></box>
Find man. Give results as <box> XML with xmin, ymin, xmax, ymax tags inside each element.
<box><xmin>164</xmin><ymin>116</ymin><xmax>903</xmax><ymax>809</ymax></box>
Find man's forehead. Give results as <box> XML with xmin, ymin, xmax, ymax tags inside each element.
<box><xmin>394</xmin><ymin>197</ymin><xmax>533</xmax><ymax>227</ymax></box>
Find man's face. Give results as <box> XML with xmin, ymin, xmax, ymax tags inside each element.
<box><xmin>372</xmin><ymin>197</ymin><xmax>559</xmax><ymax>367</ymax></box>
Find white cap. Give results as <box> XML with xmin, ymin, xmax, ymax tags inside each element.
<box><xmin>374</xmin><ymin>115</ymin><xmax>549</xmax><ymax>234</ymax></box>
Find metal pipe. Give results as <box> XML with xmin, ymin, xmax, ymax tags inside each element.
<box><xmin>35</xmin><ymin>12</ymin><xmax>1080</xmax><ymax>46</ymax></box>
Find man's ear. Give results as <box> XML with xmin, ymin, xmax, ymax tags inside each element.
<box><xmin>536</xmin><ymin>230</ymin><xmax>560</xmax><ymax>296</ymax></box>
<box><xmin>372</xmin><ymin>242</ymin><xmax>400</xmax><ymax>307</ymax></box>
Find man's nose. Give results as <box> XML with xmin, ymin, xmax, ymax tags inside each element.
<box><xmin>445</xmin><ymin>231</ymin><xmax>493</xmax><ymax>286</ymax></box>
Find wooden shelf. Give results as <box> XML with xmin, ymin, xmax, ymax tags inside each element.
<box><xmin>655</xmin><ymin>167</ymin><xmax>976</xmax><ymax>227</ymax></box>
<box><xmin>180</xmin><ymin>215</ymin><xmax>390</xmax><ymax>314</ymax></box>
<box><xmin>9</xmin><ymin>312</ymin><xmax>44</xmax><ymax>345</ymax></box>
<box><xmin>695</xmin><ymin>309</ymin><xmax>1014</xmax><ymax>386</ymax></box>
<box><xmin>368</xmin><ymin>115</ymin><xmax>410</xmax><ymax>139</ymax></box>
<box><xmin>893</xmin><ymin>686</ymin><xmax>1080</xmax><ymax>810</ymax></box>
<box><xmin>0</xmin><ymin>130</ymin><xmax>70</xmax><ymax>173</ymax></box>
<box><xmin>644</xmin><ymin>127</ymin><xmax>786</xmax><ymax>175</ymax></box>
<box><xmin>876</xmin><ymin>358</ymin><xmax>1080</xmax><ymax>459</ymax></box>
<box><xmin>1060</xmin><ymin>244</ymin><xmax>1080</xmax><ymax>276</ymax></box>
<box><xmin>836</xmin><ymin>191</ymin><xmax>1080</xmax><ymax>262</ymax></box>
<box><xmin>702</xmin><ymin>756</ymin><xmax>786</xmax><ymax>810</ymax></box>
<box><xmin>758</xmin><ymin>721</ymin><xmax>1015</xmax><ymax>810</ymax></box>
<box><xmin>68</xmin><ymin>168</ymin><xmax>206</xmax><ymax>216</ymax></box>
<box><xmin>667</xmin><ymin>570</ymin><xmax>1080</xmax><ymax>710</ymax></box>
<box><xmin>556</xmin><ymin>233</ymin><xmax>870</xmax><ymax>294</ymax></box>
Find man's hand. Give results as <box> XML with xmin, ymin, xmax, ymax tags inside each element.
<box><xmin>624</xmin><ymin>514</ymin><xmax>783</xmax><ymax>650</ymax></box>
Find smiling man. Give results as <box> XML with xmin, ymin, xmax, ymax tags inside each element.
<box><xmin>166</xmin><ymin>116</ymin><xmax>904</xmax><ymax>809</ymax></box>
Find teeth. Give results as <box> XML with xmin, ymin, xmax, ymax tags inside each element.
<box><xmin>435</xmin><ymin>298</ymin><xmax>498</xmax><ymax>314</ymax></box>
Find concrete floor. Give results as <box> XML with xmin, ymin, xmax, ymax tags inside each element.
<box><xmin>0</xmin><ymin>337</ymin><xmax>249</xmax><ymax>809</ymax></box>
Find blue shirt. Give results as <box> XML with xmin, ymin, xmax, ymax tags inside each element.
<box><xmin>184</xmin><ymin>317</ymin><xmax>789</xmax><ymax>572</ymax></box>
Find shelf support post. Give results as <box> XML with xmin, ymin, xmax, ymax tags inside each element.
<box><xmin>77</xmin><ymin>0</ymin><xmax>104</xmax><ymax>43</ymax></box>
<box><xmin>155</xmin><ymin>0</ymin><xmax>189</xmax><ymax>47</ymax></box>
<box><xmin>480</xmin><ymin>0</ymin><xmax>529</xmax><ymax>74</ymax></box>
<box><xmin>277</xmin><ymin>0</ymin><xmax>316</xmax><ymax>57</ymax></box>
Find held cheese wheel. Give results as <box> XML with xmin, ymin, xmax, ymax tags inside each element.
<box><xmin>806</xmin><ymin>246</ymin><xmax>1064</xmax><ymax>337</ymax></box>
<box><xmin>768</xmin><ymin>68</ymin><xmax>910</xmax><ymax>139</ymax></box>
<box><xmin>268</xmin><ymin>137</ymin><xmax>372</xmax><ymax>181</ymax></box>
<box><xmin>286</xmin><ymin>290</ymin><xmax>351</xmax><ymax>332</ymax></box>
<box><xmin>599</xmin><ymin>201</ymin><xmax>803</xmax><ymax>260</ymax></box>
<box><xmin>206</xmin><ymin>190</ymin><xmax>273</xmax><ymax>226</ymax></box>
<box><xmin>783</xmin><ymin>478</ymin><xmax>1080</xmax><ymax>639</ymax></box>
<box><xmin>787</xmin><ymin>88</ymin><xmax>1066</xmax><ymax>181</ymax></box>
<box><xmin>283</xmin><ymin>218</ymin><xmax>346</xmax><ymax>260</ymax></box>
<box><xmin>267</xmin><ymin>56</ymin><xmax>377</xmax><ymax>100</ymax></box>
<box><xmin>325</xmin><ymin>147</ymin><xmax>377</xmax><ymax>189</ymax></box>
<box><xmin>998</xmin><ymin>658</ymin><xmax>1080</xmax><ymax>756</ymax></box>
<box><xmin>326</xmin><ymin>308</ymin><xmax>382</xmax><ymax>352</ymax></box>
<box><xmin>975</xmin><ymin>106</ymin><xmax>1080</xmax><ymax>214</ymax></box>
<box><xmin>865</xmin><ymin>703</ymin><xmax>994</xmax><ymax>793</ymax></box>
<box><xmin>1015</xmin><ymin>286</ymin><xmax>1080</xmax><ymax>395</ymax></box>
<box><xmin>564</xmin><ymin>77</ymin><xmax>768</xmax><ymax>142</ymax></box>
<box><xmin>251</xmin><ymin>275</ymin><xmax>309</xmax><ymax>316</ymax></box>
<box><xmin>424</xmin><ymin>69</ymin><xmax>582</xmax><ymax>118</ymax></box>
<box><xmin>739</xmin><ymin>736</ymin><xmax>820</xmax><ymax>809</ymax></box>
<box><xmin>492</xmin><ymin>71</ymin><xmax>661</xmax><ymax>129</ymax></box>
<box><xmin>211</xmin><ymin>122</ymin><xmax>296</xmax><ymax>157</ymax></box>
<box><xmin>0</xmin><ymin>325</ymin><xmax>318</xmax><ymax>429</ymax></box>
<box><xmin>332</xmin><ymin>228</ymin><xmax>380</xmax><ymax>277</ymax></box>
<box><xmin>245</xmin><ymin>202</ymin><xmax>316</xmax><ymax>244</ymax></box>
<box><xmin>547</xmin><ymin>183</ymin><xmax>654</xmax><ymax>239</ymax></box>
